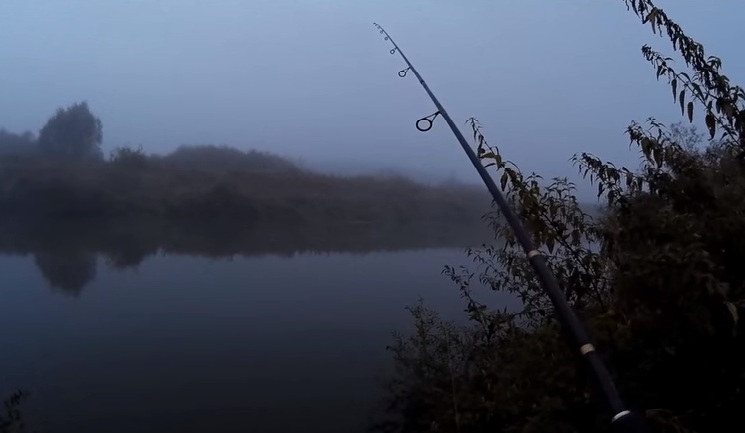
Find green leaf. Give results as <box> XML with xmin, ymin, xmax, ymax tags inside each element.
<box><xmin>679</xmin><ymin>90</ymin><xmax>685</xmax><ymax>116</ymax></box>
<box><xmin>500</xmin><ymin>172</ymin><xmax>508</xmax><ymax>190</ymax></box>
<box><xmin>723</xmin><ymin>102</ymin><xmax>735</xmax><ymax>119</ymax></box>
<box><xmin>687</xmin><ymin>101</ymin><xmax>694</xmax><ymax>123</ymax></box>
<box><xmin>725</xmin><ymin>301</ymin><xmax>738</xmax><ymax>326</ymax></box>
<box><xmin>671</xmin><ymin>78</ymin><xmax>677</xmax><ymax>101</ymax></box>
<box><xmin>641</xmin><ymin>137</ymin><xmax>652</xmax><ymax>157</ymax></box>
<box><xmin>645</xmin><ymin>9</ymin><xmax>658</xmax><ymax>33</ymax></box>
<box><xmin>691</xmin><ymin>82</ymin><xmax>703</xmax><ymax>99</ymax></box>
<box><xmin>705</xmin><ymin>113</ymin><xmax>716</xmax><ymax>138</ymax></box>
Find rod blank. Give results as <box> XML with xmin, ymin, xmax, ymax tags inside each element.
<box><xmin>372</xmin><ymin>22</ymin><xmax>648</xmax><ymax>433</ymax></box>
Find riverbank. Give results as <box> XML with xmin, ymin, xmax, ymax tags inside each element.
<box><xmin>0</xmin><ymin>147</ymin><xmax>490</xmax><ymax>225</ymax></box>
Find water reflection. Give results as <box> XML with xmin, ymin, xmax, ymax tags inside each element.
<box><xmin>33</xmin><ymin>251</ymin><xmax>96</xmax><ymax>296</ymax></box>
<box><xmin>0</xmin><ymin>232</ymin><xmax>500</xmax><ymax>433</ymax></box>
<box><xmin>0</xmin><ymin>217</ymin><xmax>490</xmax><ymax>295</ymax></box>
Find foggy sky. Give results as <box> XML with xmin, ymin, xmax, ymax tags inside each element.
<box><xmin>0</xmin><ymin>0</ymin><xmax>742</xmax><ymax>194</ymax></box>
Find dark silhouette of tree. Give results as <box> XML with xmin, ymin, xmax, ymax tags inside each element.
<box><xmin>37</xmin><ymin>101</ymin><xmax>103</xmax><ymax>161</ymax></box>
<box><xmin>0</xmin><ymin>129</ymin><xmax>36</xmax><ymax>156</ymax></box>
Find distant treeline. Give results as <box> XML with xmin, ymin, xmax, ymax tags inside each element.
<box><xmin>0</xmin><ymin>102</ymin><xmax>492</xmax><ymax>225</ymax></box>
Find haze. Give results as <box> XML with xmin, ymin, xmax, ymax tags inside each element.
<box><xmin>0</xmin><ymin>0</ymin><xmax>742</xmax><ymax>193</ymax></box>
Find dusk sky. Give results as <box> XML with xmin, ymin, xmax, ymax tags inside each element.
<box><xmin>0</xmin><ymin>0</ymin><xmax>742</xmax><ymax>192</ymax></box>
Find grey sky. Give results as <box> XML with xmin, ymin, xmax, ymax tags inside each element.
<box><xmin>0</xmin><ymin>0</ymin><xmax>742</xmax><ymax>191</ymax></box>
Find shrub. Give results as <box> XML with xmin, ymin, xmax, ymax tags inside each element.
<box><xmin>375</xmin><ymin>1</ymin><xmax>745</xmax><ymax>432</ymax></box>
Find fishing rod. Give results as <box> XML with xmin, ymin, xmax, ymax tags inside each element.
<box><xmin>371</xmin><ymin>23</ymin><xmax>649</xmax><ymax>433</ymax></box>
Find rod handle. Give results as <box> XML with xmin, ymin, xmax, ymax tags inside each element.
<box><xmin>612</xmin><ymin>411</ymin><xmax>650</xmax><ymax>433</ymax></box>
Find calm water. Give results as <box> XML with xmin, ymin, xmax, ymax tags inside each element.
<box><xmin>0</xmin><ymin>230</ymin><xmax>510</xmax><ymax>433</ymax></box>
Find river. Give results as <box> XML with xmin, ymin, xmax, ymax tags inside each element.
<box><xmin>0</xmin><ymin>221</ymin><xmax>513</xmax><ymax>433</ymax></box>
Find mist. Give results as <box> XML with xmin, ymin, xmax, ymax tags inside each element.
<box><xmin>2</xmin><ymin>2</ymin><xmax>745</xmax><ymax>432</ymax></box>
<box><xmin>0</xmin><ymin>0</ymin><xmax>741</xmax><ymax>196</ymax></box>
